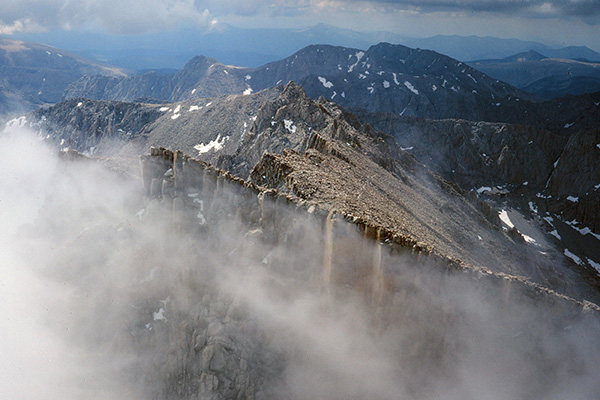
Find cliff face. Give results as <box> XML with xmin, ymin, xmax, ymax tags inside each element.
<box><xmin>133</xmin><ymin>146</ymin><xmax>599</xmax><ymax>400</ymax></box>
<box><xmin>357</xmin><ymin>111</ymin><xmax>568</xmax><ymax>192</ymax></box>
<box><xmin>27</xmin><ymin>98</ymin><xmax>162</xmax><ymax>154</ymax></box>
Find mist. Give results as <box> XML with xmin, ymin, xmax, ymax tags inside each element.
<box><xmin>1</xmin><ymin>125</ymin><xmax>600</xmax><ymax>399</ymax></box>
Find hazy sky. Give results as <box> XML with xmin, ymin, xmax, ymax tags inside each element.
<box><xmin>0</xmin><ymin>0</ymin><xmax>599</xmax><ymax>50</ymax></box>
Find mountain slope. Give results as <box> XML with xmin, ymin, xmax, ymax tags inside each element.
<box><xmin>0</xmin><ymin>38</ymin><xmax>126</xmax><ymax>115</ymax></box>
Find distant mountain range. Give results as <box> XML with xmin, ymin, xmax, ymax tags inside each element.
<box><xmin>469</xmin><ymin>50</ymin><xmax>600</xmax><ymax>99</ymax></box>
<box><xmin>7</xmin><ymin>24</ymin><xmax>600</xmax><ymax>70</ymax></box>
<box><xmin>0</xmin><ymin>38</ymin><xmax>126</xmax><ymax>115</ymax></box>
<box><xmin>63</xmin><ymin>42</ymin><xmax>600</xmax><ymax>133</ymax></box>
<box><xmin>64</xmin><ymin>43</ymin><xmax>535</xmax><ymax>122</ymax></box>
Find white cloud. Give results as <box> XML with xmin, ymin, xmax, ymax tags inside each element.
<box><xmin>0</xmin><ymin>0</ymin><xmax>216</xmax><ymax>34</ymax></box>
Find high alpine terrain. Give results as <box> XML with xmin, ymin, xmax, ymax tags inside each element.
<box><xmin>4</xmin><ymin>37</ymin><xmax>600</xmax><ymax>400</ymax></box>
<box><xmin>0</xmin><ymin>38</ymin><xmax>126</xmax><ymax>115</ymax></box>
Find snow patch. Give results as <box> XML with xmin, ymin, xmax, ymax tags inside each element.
<box><xmin>223</xmin><ymin>69</ymin><xmax>229</xmax><ymax>75</ymax></box>
<box><xmin>566</xmin><ymin>196</ymin><xmax>579</xmax><ymax>202</ymax></box>
<box><xmin>587</xmin><ymin>258</ymin><xmax>600</xmax><ymax>274</ymax></box>
<box><xmin>189</xmin><ymin>105</ymin><xmax>199</xmax><ymax>111</ymax></box>
<box><xmin>173</xmin><ymin>105</ymin><xmax>181</xmax><ymax>113</ymax></box>
<box><xmin>284</xmin><ymin>119</ymin><xmax>297</xmax><ymax>133</ymax></box>
<box><xmin>392</xmin><ymin>73</ymin><xmax>399</xmax><ymax>85</ymax></box>
<box><xmin>171</xmin><ymin>113</ymin><xmax>181</xmax><ymax>120</ymax></box>
<box><xmin>404</xmin><ymin>81</ymin><xmax>419</xmax><ymax>95</ymax></box>
<box><xmin>498</xmin><ymin>209</ymin><xmax>514</xmax><ymax>228</ymax></box>
<box><xmin>432</xmin><ymin>85</ymin><xmax>438</xmax><ymax>91</ymax></box>
<box><xmin>522</xmin><ymin>234</ymin><xmax>537</xmax><ymax>244</ymax></box>
<box><xmin>564</xmin><ymin>122</ymin><xmax>575</xmax><ymax>128</ymax></box>
<box><xmin>153</xmin><ymin>308</ymin><xmax>167</xmax><ymax>322</ymax></box>
<box><xmin>528</xmin><ymin>201</ymin><xmax>538</xmax><ymax>214</ymax></box>
<box><xmin>565</xmin><ymin>220</ymin><xmax>600</xmax><ymax>240</ymax></box>
<box><xmin>245</xmin><ymin>75</ymin><xmax>251</xmax><ymax>80</ymax></box>
<box><xmin>243</xmin><ymin>87</ymin><xmax>253</xmax><ymax>95</ymax></box>
<box><xmin>191</xmin><ymin>88</ymin><xmax>196</xmax><ymax>95</ymax></box>
<box><xmin>347</xmin><ymin>51</ymin><xmax>365</xmax><ymax>73</ymax></box>
<box><xmin>383</xmin><ymin>80</ymin><xmax>390</xmax><ymax>88</ymax></box>
<box><xmin>318</xmin><ymin>76</ymin><xmax>333</xmax><ymax>88</ymax></box>
<box><xmin>564</xmin><ymin>249</ymin><xmax>583</xmax><ymax>265</ymax></box>
<box><xmin>205</xmin><ymin>102</ymin><xmax>212</xmax><ymax>107</ymax></box>
<box><xmin>477</xmin><ymin>186</ymin><xmax>492</xmax><ymax>194</ymax></box>
<box><xmin>194</xmin><ymin>135</ymin><xmax>226</xmax><ymax>154</ymax></box>
<box><xmin>135</xmin><ymin>209</ymin><xmax>146</xmax><ymax>220</ymax></box>
<box><xmin>549</xmin><ymin>230</ymin><xmax>561</xmax><ymax>240</ymax></box>
<box><xmin>197</xmin><ymin>211</ymin><xmax>207</xmax><ymax>225</ymax></box>
<box><xmin>77</xmin><ymin>102</ymin><xmax>83</xmax><ymax>107</ymax></box>
<box><xmin>159</xmin><ymin>107</ymin><xmax>170</xmax><ymax>112</ymax></box>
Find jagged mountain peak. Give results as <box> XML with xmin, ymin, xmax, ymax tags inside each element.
<box><xmin>179</xmin><ymin>54</ymin><xmax>221</xmax><ymax>71</ymax></box>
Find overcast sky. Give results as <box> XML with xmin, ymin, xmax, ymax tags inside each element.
<box><xmin>1</xmin><ymin>0</ymin><xmax>599</xmax><ymax>50</ymax></box>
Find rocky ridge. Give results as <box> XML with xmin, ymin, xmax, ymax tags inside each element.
<box><xmin>19</xmin><ymin>82</ymin><xmax>600</xmax><ymax>300</ymax></box>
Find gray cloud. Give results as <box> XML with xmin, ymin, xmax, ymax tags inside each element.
<box><xmin>1</xmin><ymin>0</ymin><xmax>599</xmax><ymax>35</ymax></box>
<box><xmin>336</xmin><ymin>0</ymin><xmax>600</xmax><ymax>20</ymax></box>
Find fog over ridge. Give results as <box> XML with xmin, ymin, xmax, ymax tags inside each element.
<box><xmin>1</xmin><ymin>125</ymin><xmax>600</xmax><ymax>399</ymax></box>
